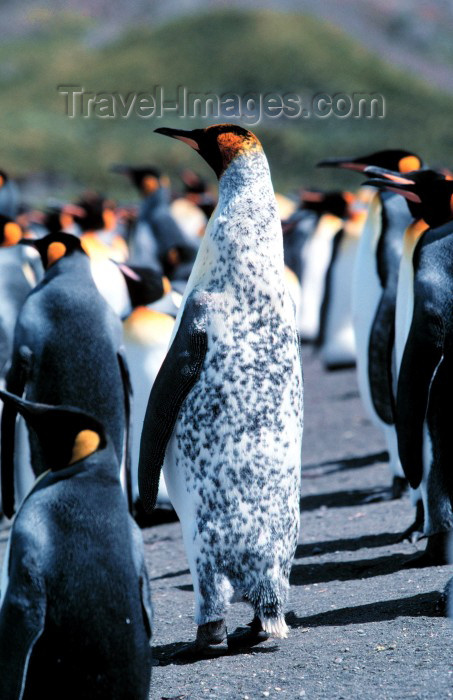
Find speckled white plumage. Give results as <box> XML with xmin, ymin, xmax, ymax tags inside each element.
<box><xmin>163</xmin><ymin>147</ymin><xmax>303</xmax><ymax>636</ymax></box>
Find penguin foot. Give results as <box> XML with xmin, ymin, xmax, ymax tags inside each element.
<box><xmin>227</xmin><ymin>616</ymin><xmax>270</xmax><ymax>650</ymax></box>
<box><xmin>171</xmin><ymin>620</ymin><xmax>228</xmax><ymax>660</ymax></box>
<box><xmin>403</xmin><ymin>533</ymin><xmax>450</xmax><ymax>568</ymax></box>
<box><xmin>400</xmin><ymin>501</ymin><xmax>425</xmax><ymax>543</ymax></box>
<box><xmin>391</xmin><ymin>476</ymin><xmax>408</xmax><ymax>500</ymax></box>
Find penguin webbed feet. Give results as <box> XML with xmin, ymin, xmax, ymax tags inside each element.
<box><xmin>171</xmin><ymin>619</ymin><xmax>228</xmax><ymax>660</ymax></box>
<box><xmin>391</xmin><ymin>476</ymin><xmax>409</xmax><ymax>500</ymax></box>
<box><xmin>399</xmin><ymin>500</ymin><xmax>425</xmax><ymax>543</ymax></box>
<box><xmin>402</xmin><ymin>532</ymin><xmax>450</xmax><ymax>568</ymax></box>
<box><xmin>227</xmin><ymin>616</ymin><xmax>271</xmax><ymax>650</ymax></box>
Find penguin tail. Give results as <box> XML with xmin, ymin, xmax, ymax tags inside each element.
<box><xmin>261</xmin><ymin>615</ymin><xmax>289</xmax><ymax>639</ymax></box>
<box><xmin>247</xmin><ymin>579</ymin><xmax>289</xmax><ymax>639</ymax></box>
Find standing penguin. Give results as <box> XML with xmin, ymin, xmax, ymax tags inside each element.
<box><xmin>1</xmin><ymin>232</ymin><xmax>132</xmax><ymax>518</ymax></box>
<box><xmin>0</xmin><ymin>217</ymin><xmax>36</xmax><ymax>513</ymax></box>
<box><xmin>139</xmin><ymin>124</ymin><xmax>303</xmax><ymax>653</ymax></box>
<box><xmin>317</xmin><ymin>150</ymin><xmax>423</xmax><ymax>497</ymax></box>
<box><xmin>363</xmin><ymin>168</ymin><xmax>453</xmax><ymax>564</ymax></box>
<box><xmin>0</xmin><ymin>391</ymin><xmax>152</xmax><ymax>700</ymax></box>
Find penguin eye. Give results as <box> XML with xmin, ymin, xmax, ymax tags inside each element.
<box><xmin>47</xmin><ymin>242</ymin><xmax>67</xmax><ymax>267</ymax></box>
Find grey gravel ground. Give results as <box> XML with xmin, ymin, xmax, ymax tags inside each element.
<box><xmin>1</xmin><ymin>349</ymin><xmax>452</xmax><ymax>699</ymax></box>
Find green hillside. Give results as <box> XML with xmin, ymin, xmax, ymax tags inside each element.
<box><xmin>0</xmin><ymin>9</ymin><xmax>452</xmax><ymax>199</ymax></box>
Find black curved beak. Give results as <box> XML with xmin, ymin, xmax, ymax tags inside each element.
<box><xmin>317</xmin><ymin>157</ymin><xmax>365</xmax><ymax>171</ymax></box>
<box><xmin>154</xmin><ymin>127</ymin><xmax>200</xmax><ymax>150</ymax></box>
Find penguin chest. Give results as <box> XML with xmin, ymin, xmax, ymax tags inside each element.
<box><xmin>164</xmin><ymin>299</ymin><xmax>303</xmax><ymax>526</ymax></box>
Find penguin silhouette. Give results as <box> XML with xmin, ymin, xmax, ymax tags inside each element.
<box><xmin>0</xmin><ymin>391</ymin><xmax>152</xmax><ymax>700</ymax></box>
<box><xmin>139</xmin><ymin>124</ymin><xmax>303</xmax><ymax>655</ymax></box>
<box><xmin>1</xmin><ymin>232</ymin><xmax>132</xmax><ymax>518</ymax></box>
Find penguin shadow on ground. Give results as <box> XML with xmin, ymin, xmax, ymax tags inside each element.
<box><xmin>286</xmin><ymin>590</ymin><xmax>444</xmax><ymax>629</ymax></box>
<box><xmin>290</xmin><ymin>551</ymin><xmax>420</xmax><ymax>586</ymax></box>
<box><xmin>303</xmin><ymin>450</ymin><xmax>389</xmax><ymax>477</ymax></box>
<box><xmin>150</xmin><ymin>568</ymin><xmax>190</xmax><ymax>582</ymax></box>
<box><xmin>153</xmin><ymin>640</ymin><xmax>279</xmax><ymax>666</ymax></box>
<box><xmin>295</xmin><ymin>532</ymin><xmax>404</xmax><ymax>558</ymax></box>
<box><xmin>299</xmin><ymin>485</ymin><xmax>393</xmax><ymax>511</ymax></box>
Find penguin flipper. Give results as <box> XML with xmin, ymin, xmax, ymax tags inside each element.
<box><xmin>368</xmin><ymin>287</ymin><xmax>396</xmax><ymax>425</ymax></box>
<box><xmin>396</xmin><ymin>313</ymin><xmax>444</xmax><ymax>489</ymax></box>
<box><xmin>0</xmin><ymin>537</ymin><xmax>46</xmax><ymax>699</ymax></box>
<box><xmin>129</xmin><ymin>516</ymin><xmax>153</xmax><ymax>639</ymax></box>
<box><xmin>117</xmin><ymin>348</ymin><xmax>134</xmax><ymax>512</ymax></box>
<box><xmin>1</xmin><ymin>349</ymin><xmax>31</xmax><ymax>518</ymax></box>
<box><xmin>138</xmin><ymin>291</ymin><xmax>208</xmax><ymax>512</ymax></box>
<box><xmin>0</xmin><ymin>322</ymin><xmax>9</xmax><ymax>378</ymax></box>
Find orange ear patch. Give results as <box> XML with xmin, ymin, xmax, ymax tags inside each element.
<box><xmin>69</xmin><ymin>430</ymin><xmax>101</xmax><ymax>465</ymax></box>
<box><xmin>398</xmin><ymin>156</ymin><xmax>420</xmax><ymax>173</ymax></box>
<box><xmin>47</xmin><ymin>241</ymin><xmax>67</xmax><ymax>266</ymax></box>
<box><xmin>216</xmin><ymin>130</ymin><xmax>262</xmax><ymax>173</ymax></box>
<box><xmin>3</xmin><ymin>222</ymin><xmax>22</xmax><ymax>246</ymax></box>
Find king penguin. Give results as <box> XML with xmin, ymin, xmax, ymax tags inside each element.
<box><xmin>0</xmin><ymin>391</ymin><xmax>152</xmax><ymax>700</ymax></box>
<box><xmin>0</xmin><ymin>217</ymin><xmax>36</xmax><ymax>514</ymax></box>
<box><xmin>139</xmin><ymin>124</ymin><xmax>303</xmax><ymax>653</ymax></box>
<box><xmin>317</xmin><ymin>150</ymin><xmax>423</xmax><ymax>498</ymax></box>
<box><xmin>364</xmin><ymin>168</ymin><xmax>453</xmax><ymax>564</ymax></box>
<box><xmin>1</xmin><ymin>232</ymin><xmax>132</xmax><ymax>518</ymax></box>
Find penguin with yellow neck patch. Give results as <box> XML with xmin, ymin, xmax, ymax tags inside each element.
<box><xmin>0</xmin><ymin>391</ymin><xmax>152</xmax><ymax>699</ymax></box>
<box><xmin>318</xmin><ymin>149</ymin><xmax>424</xmax><ymax>500</ymax></box>
<box><xmin>1</xmin><ymin>232</ymin><xmax>132</xmax><ymax>518</ymax></box>
<box><xmin>363</xmin><ymin>168</ymin><xmax>453</xmax><ymax>564</ymax></box>
<box><xmin>139</xmin><ymin>124</ymin><xmax>303</xmax><ymax>654</ymax></box>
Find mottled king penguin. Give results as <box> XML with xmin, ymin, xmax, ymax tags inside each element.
<box><xmin>0</xmin><ymin>391</ymin><xmax>152</xmax><ymax>700</ymax></box>
<box><xmin>1</xmin><ymin>232</ymin><xmax>132</xmax><ymax>518</ymax></box>
<box><xmin>139</xmin><ymin>124</ymin><xmax>303</xmax><ymax>653</ymax></box>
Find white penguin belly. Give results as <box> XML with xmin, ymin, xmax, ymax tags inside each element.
<box><xmin>320</xmin><ymin>233</ymin><xmax>358</xmax><ymax>367</ymax></box>
<box><xmin>351</xmin><ymin>200</ymin><xmax>383</xmax><ymax>425</ymax></box>
<box><xmin>163</xmin><ymin>301</ymin><xmax>302</xmax><ymax>603</ymax></box>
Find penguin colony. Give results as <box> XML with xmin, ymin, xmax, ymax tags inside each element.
<box><xmin>0</xmin><ymin>124</ymin><xmax>451</xmax><ymax>695</ymax></box>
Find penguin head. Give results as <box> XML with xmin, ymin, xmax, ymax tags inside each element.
<box><xmin>0</xmin><ymin>390</ymin><xmax>106</xmax><ymax>471</ymax></box>
<box><xmin>300</xmin><ymin>190</ymin><xmax>353</xmax><ymax>219</ymax></box>
<box><xmin>111</xmin><ymin>164</ymin><xmax>162</xmax><ymax>195</ymax></box>
<box><xmin>317</xmin><ymin>149</ymin><xmax>423</xmax><ymax>174</ymax></box>
<box><xmin>362</xmin><ymin>167</ymin><xmax>453</xmax><ymax>228</ymax></box>
<box><xmin>44</xmin><ymin>203</ymin><xmax>85</xmax><ymax>236</ymax></box>
<box><xmin>116</xmin><ymin>262</ymin><xmax>170</xmax><ymax>309</ymax></box>
<box><xmin>75</xmin><ymin>193</ymin><xmax>117</xmax><ymax>232</ymax></box>
<box><xmin>155</xmin><ymin>124</ymin><xmax>262</xmax><ymax>179</ymax></box>
<box><xmin>0</xmin><ymin>214</ymin><xmax>22</xmax><ymax>247</ymax></box>
<box><xmin>19</xmin><ymin>232</ymin><xmax>86</xmax><ymax>270</ymax></box>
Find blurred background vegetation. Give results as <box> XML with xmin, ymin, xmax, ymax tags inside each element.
<box><xmin>0</xmin><ymin>1</ymin><xmax>452</xmax><ymax>202</ymax></box>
